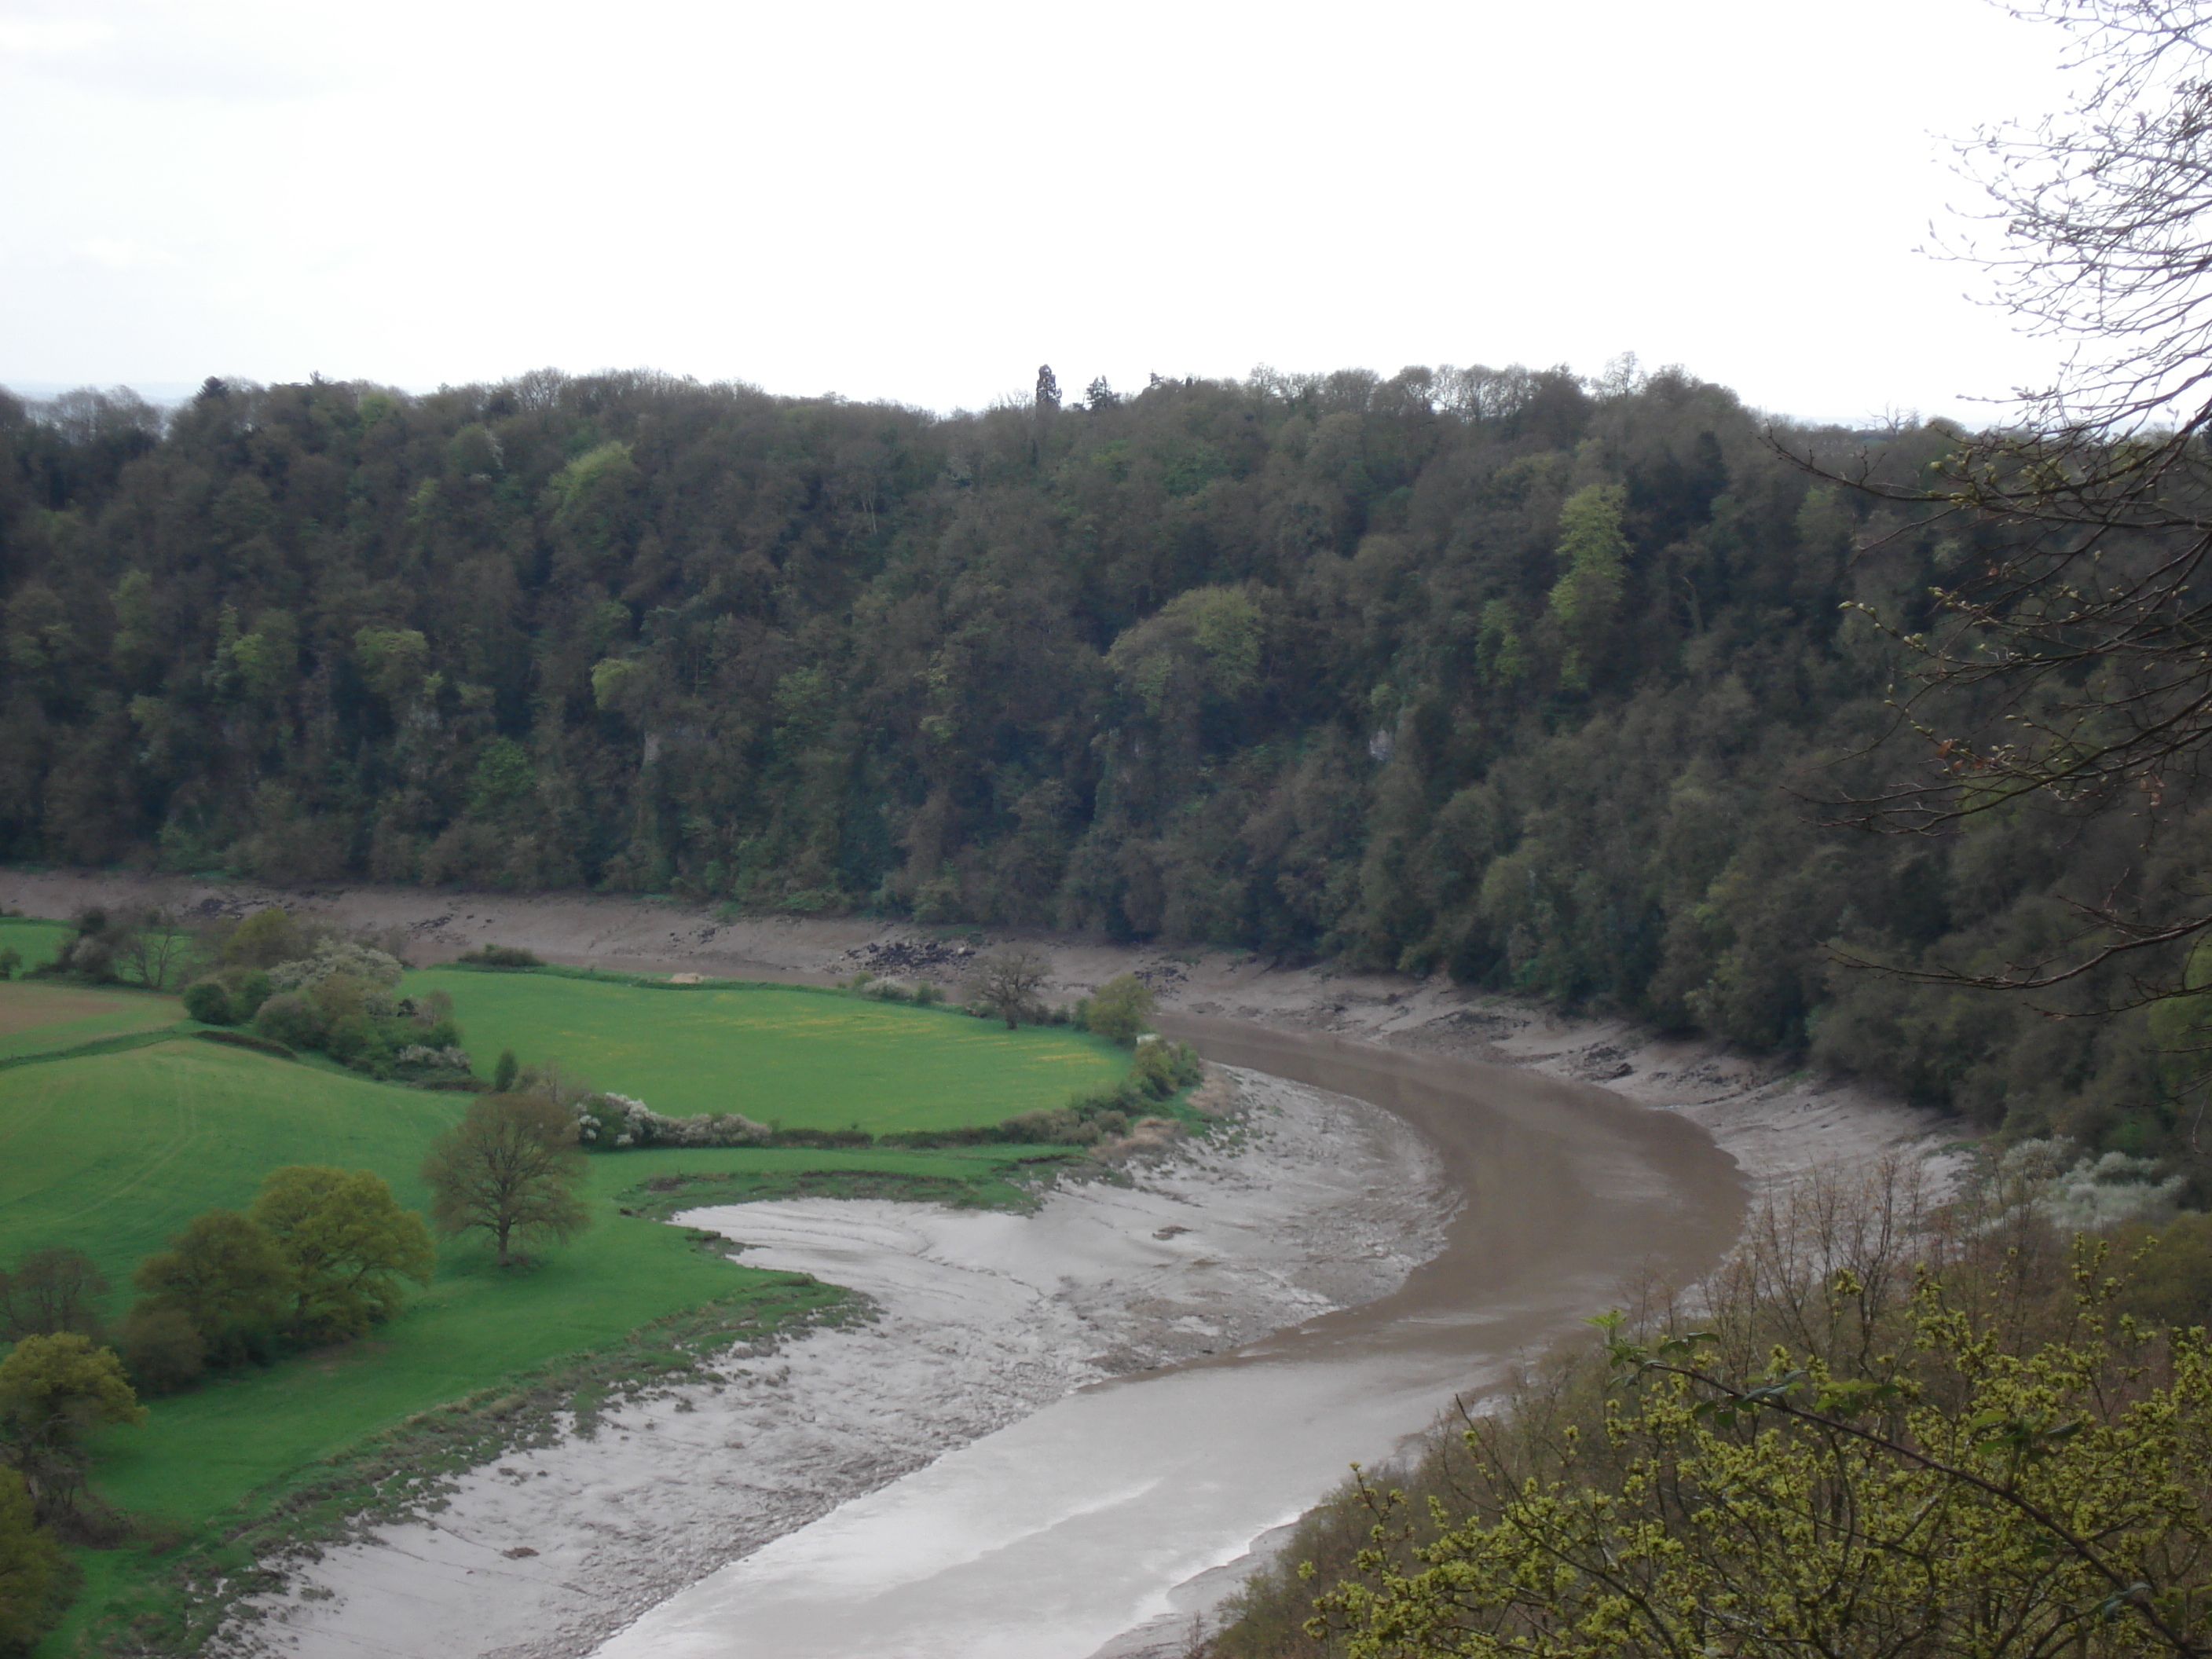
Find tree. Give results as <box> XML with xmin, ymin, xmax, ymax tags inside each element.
<box><xmin>1035</xmin><ymin>364</ymin><xmax>1060</xmax><ymax>412</ymax></box>
<box><xmin>218</xmin><ymin>906</ymin><xmax>328</xmax><ymax>970</ymax></box>
<box><xmin>421</xmin><ymin>1093</ymin><xmax>591</xmax><ymax>1268</ymax></box>
<box><xmin>966</xmin><ymin>947</ymin><xmax>1050</xmax><ymax>1030</ymax></box>
<box><xmin>116</xmin><ymin>899</ymin><xmax>188</xmax><ymax>989</ymax></box>
<box><xmin>1084</xmin><ymin>972</ymin><xmax>1158</xmax><ymax>1045</ymax></box>
<box><xmin>0</xmin><ymin>1335</ymin><xmax>143</xmax><ymax>1524</ymax></box>
<box><xmin>1297</xmin><ymin>1163</ymin><xmax>2212</xmax><ymax>1659</ymax></box>
<box><xmin>493</xmin><ymin>1048</ymin><xmax>518</xmax><ymax>1092</ymax></box>
<box><xmin>130</xmin><ymin>1209</ymin><xmax>289</xmax><ymax>1365</ymax></box>
<box><xmin>1546</xmin><ymin>483</ymin><xmax>1629</xmax><ymax>689</ymax></box>
<box><xmin>1317</xmin><ymin>1292</ymin><xmax>2212</xmax><ymax>1657</ymax></box>
<box><xmin>1806</xmin><ymin>2</ymin><xmax>2212</xmax><ymax>1052</ymax></box>
<box><xmin>250</xmin><ymin>1167</ymin><xmax>434</xmax><ymax>1342</ymax></box>
<box><xmin>0</xmin><ymin>1467</ymin><xmax>60</xmax><ymax>1652</ymax></box>
<box><xmin>0</xmin><ymin>1248</ymin><xmax>108</xmax><ymax>1342</ymax></box>
<box><xmin>181</xmin><ymin>979</ymin><xmax>233</xmax><ymax>1024</ymax></box>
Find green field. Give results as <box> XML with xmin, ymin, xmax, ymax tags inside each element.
<box><xmin>0</xmin><ymin>969</ymin><xmax>1105</xmax><ymax>1654</ymax></box>
<box><xmin>0</xmin><ymin>981</ymin><xmax>180</xmax><ymax>1064</ymax></box>
<box><xmin>0</xmin><ymin>916</ymin><xmax>71</xmax><ymax>977</ymax></box>
<box><xmin>411</xmin><ymin>969</ymin><xmax>1126</xmax><ymax>1128</ymax></box>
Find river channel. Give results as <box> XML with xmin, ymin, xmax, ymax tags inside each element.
<box><xmin>589</xmin><ymin>1016</ymin><xmax>1747</xmax><ymax>1659</ymax></box>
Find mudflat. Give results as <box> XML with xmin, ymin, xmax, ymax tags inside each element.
<box><xmin>1159</xmin><ymin>1015</ymin><xmax>1746</xmax><ymax>1369</ymax></box>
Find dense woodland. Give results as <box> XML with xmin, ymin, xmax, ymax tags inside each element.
<box><xmin>1</xmin><ymin>364</ymin><xmax>2199</xmax><ymax>1185</ymax></box>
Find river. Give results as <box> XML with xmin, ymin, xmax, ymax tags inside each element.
<box><xmin>589</xmin><ymin>1016</ymin><xmax>1746</xmax><ymax>1659</ymax></box>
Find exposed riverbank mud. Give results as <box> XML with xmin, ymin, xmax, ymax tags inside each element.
<box><xmin>219</xmin><ymin>1071</ymin><xmax>1452</xmax><ymax>1657</ymax></box>
<box><xmin>2</xmin><ymin>872</ymin><xmax>1961</xmax><ymax>1655</ymax></box>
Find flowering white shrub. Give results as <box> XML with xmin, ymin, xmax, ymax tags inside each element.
<box><xmin>395</xmin><ymin>1044</ymin><xmax>472</xmax><ymax>1071</ymax></box>
<box><xmin>1995</xmin><ymin>1137</ymin><xmax>2186</xmax><ymax>1231</ymax></box>
<box><xmin>573</xmin><ymin>1092</ymin><xmax>770</xmax><ymax>1149</ymax></box>
<box><xmin>268</xmin><ymin>939</ymin><xmax>405</xmax><ymax>993</ymax></box>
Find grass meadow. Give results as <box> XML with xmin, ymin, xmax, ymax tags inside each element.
<box><xmin>409</xmin><ymin>968</ymin><xmax>1127</xmax><ymax>1128</ymax></box>
<box><xmin>0</xmin><ymin>915</ymin><xmax>72</xmax><ymax>978</ymax></box>
<box><xmin>0</xmin><ymin>972</ymin><xmax>1104</xmax><ymax>1654</ymax></box>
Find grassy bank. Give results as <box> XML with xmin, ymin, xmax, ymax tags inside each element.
<box><xmin>0</xmin><ymin>972</ymin><xmax>1104</xmax><ymax>1654</ymax></box>
<box><xmin>406</xmin><ymin>966</ymin><xmax>1126</xmax><ymax>1130</ymax></box>
<box><xmin>0</xmin><ymin>916</ymin><xmax>71</xmax><ymax>977</ymax></box>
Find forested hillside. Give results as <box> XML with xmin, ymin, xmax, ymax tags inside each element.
<box><xmin>0</xmin><ymin>366</ymin><xmax>2194</xmax><ymax>1181</ymax></box>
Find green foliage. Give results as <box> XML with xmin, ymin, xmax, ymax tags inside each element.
<box><xmin>0</xmin><ymin>1466</ymin><xmax>60</xmax><ymax>1653</ymax></box>
<box><xmin>221</xmin><ymin>906</ymin><xmax>324</xmax><ymax>971</ymax></box>
<box><xmin>130</xmin><ymin>1209</ymin><xmax>289</xmax><ymax>1367</ymax></box>
<box><xmin>1547</xmin><ymin>482</ymin><xmax>1629</xmax><ymax>688</ymax></box>
<box><xmin>1220</xmin><ymin>1163</ymin><xmax>2212</xmax><ymax>1658</ymax></box>
<box><xmin>1083</xmin><ymin>972</ymin><xmax>1158</xmax><ymax>1045</ymax></box>
<box><xmin>181</xmin><ymin>979</ymin><xmax>233</xmax><ymax>1024</ymax></box>
<box><xmin>1314</xmin><ymin>1287</ymin><xmax>2212</xmax><ymax>1657</ymax></box>
<box><xmin>0</xmin><ymin>1247</ymin><xmax>107</xmax><ymax>1343</ymax></box>
<box><xmin>965</xmin><ymin>947</ymin><xmax>1051</xmax><ymax>1030</ymax></box>
<box><xmin>252</xmin><ymin>990</ymin><xmax>321</xmax><ymax>1051</ymax></box>
<box><xmin>0</xmin><ymin>1334</ymin><xmax>143</xmax><ymax>1524</ymax></box>
<box><xmin>114</xmin><ymin>1305</ymin><xmax>205</xmax><ymax>1395</ymax></box>
<box><xmin>469</xmin><ymin>738</ymin><xmax>536</xmax><ymax>813</ymax></box>
<box><xmin>493</xmin><ymin>1047</ymin><xmax>519</xmax><ymax>1090</ymax></box>
<box><xmin>251</xmin><ymin>1166</ymin><xmax>435</xmax><ymax>1342</ymax></box>
<box><xmin>0</xmin><ymin>1029</ymin><xmax>1062</xmax><ymax>1646</ymax></box>
<box><xmin>1108</xmin><ymin>584</ymin><xmax>1264</xmax><ymax>716</ymax></box>
<box><xmin>422</xmin><ymin>1093</ymin><xmax>591</xmax><ymax>1266</ymax></box>
<box><xmin>458</xmin><ymin>945</ymin><xmax>543</xmax><ymax>969</ymax></box>
<box><xmin>352</xmin><ymin>625</ymin><xmax>428</xmax><ymax>702</ymax></box>
<box><xmin>8</xmin><ymin>364</ymin><xmax>2203</xmax><ymax>1177</ymax></box>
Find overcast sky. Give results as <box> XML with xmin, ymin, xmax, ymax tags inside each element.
<box><xmin>0</xmin><ymin>0</ymin><xmax>2080</xmax><ymax>423</ymax></box>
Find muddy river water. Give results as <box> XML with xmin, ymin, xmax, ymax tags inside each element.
<box><xmin>590</xmin><ymin>1017</ymin><xmax>1746</xmax><ymax>1659</ymax></box>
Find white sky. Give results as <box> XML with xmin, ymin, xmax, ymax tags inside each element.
<box><xmin>0</xmin><ymin>0</ymin><xmax>2080</xmax><ymax>424</ymax></box>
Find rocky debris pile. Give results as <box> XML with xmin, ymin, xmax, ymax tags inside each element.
<box><xmin>836</xmin><ymin>936</ymin><xmax>976</xmax><ymax>976</ymax></box>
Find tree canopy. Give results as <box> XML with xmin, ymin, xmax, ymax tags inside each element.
<box><xmin>422</xmin><ymin>1092</ymin><xmax>591</xmax><ymax>1267</ymax></box>
<box><xmin>248</xmin><ymin>1166</ymin><xmax>434</xmax><ymax>1342</ymax></box>
<box><xmin>5</xmin><ymin>355</ymin><xmax>2212</xmax><ymax>1185</ymax></box>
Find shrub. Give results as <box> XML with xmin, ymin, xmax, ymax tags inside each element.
<box><xmin>266</xmin><ymin>939</ymin><xmax>404</xmax><ymax>994</ymax></box>
<box><xmin>321</xmin><ymin>1013</ymin><xmax>389</xmax><ymax>1071</ymax></box>
<box><xmin>221</xmin><ymin>906</ymin><xmax>332</xmax><ymax>970</ymax></box>
<box><xmin>218</xmin><ymin>965</ymin><xmax>274</xmax><ymax>1019</ymax></box>
<box><xmin>765</xmin><ymin>1126</ymin><xmax>873</xmax><ymax>1148</ymax></box>
<box><xmin>252</xmin><ymin>992</ymin><xmax>323</xmax><ymax>1051</ymax></box>
<box><xmin>0</xmin><ymin>1247</ymin><xmax>108</xmax><ymax>1343</ymax></box>
<box><xmin>1000</xmin><ymin>1106</ymin><xmax>1092</xmax><ymax>1144</ymax></box>
<box><xmin>911</xmin><ymin>980</ymin><xmax>943</xmax><ymax>1006</ymax></box>
<box><xmin>1131</xmin><ymin>1038</ymin><xmax>1177</xmax><ymax>1097</ymax></box>
<box><xmin>1084</xmin><ymin>972</ymin><xmax>1159</xmax><ymax>1045</ymax></box>
<box><xmin>0</xmin><ymin>1465</ymin><xmax>60</xmax><ymax>1650</ymax></box>
<box><xmin>573</xmin><ymin>1092</ymin><xmax>770</xmax><ymax>1149</ymax></box>
<box><xmin>116</xmin><ymin>1306</ymin><xmax>204</xmax><ymax>1394</ymax></box>
<box><xmin>394</xmin><ymin>1043</ymin><xmax>473</xmax><ymax>1072</ymax></box>
<box><xmin>193</xmin><ymin>1029</ymin><xmax>296</xmax><ymax>1059</ymax></box>
<box><xmin>456</xmin><ymin>944</ymin><xmax>542</xmax><ymax>969</ymax></box>
<box><xmin>0</xmin><ymin>947</ymin><xmax>19</xmax><ymax>982</ymax></box>
<box><xmin>181</xmin><ymin>980</ymin><xmax>234</xmax><ymax>1025</ymax></box>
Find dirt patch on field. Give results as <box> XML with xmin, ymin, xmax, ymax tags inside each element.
<box><xmin>0</xmin><ymin>982</ymin><xmax>170</xmax><ymax>1035</ymax></box>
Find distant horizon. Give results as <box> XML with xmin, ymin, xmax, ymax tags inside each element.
<box><xmin>0</xmin><ymin>363</ymin><xmax>1958</xmax><ymax>436</ymax></box>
